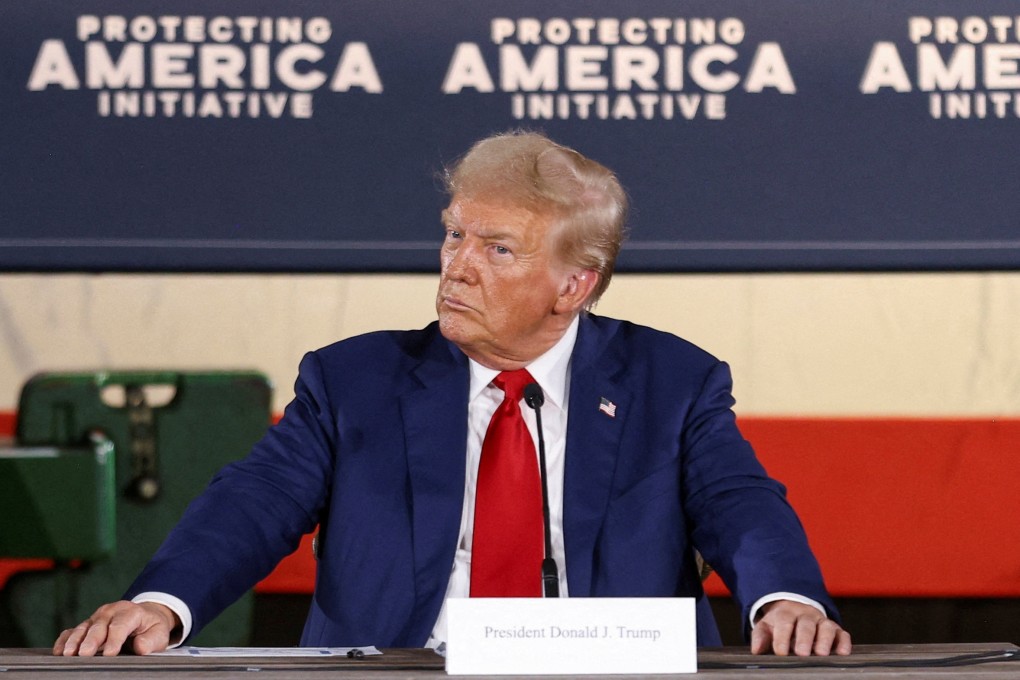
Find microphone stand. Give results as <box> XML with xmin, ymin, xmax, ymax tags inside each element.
<box><xmin>524</xmin><ymin>383</ymin><xmax>559</xmax><ymax>598</ymax></box>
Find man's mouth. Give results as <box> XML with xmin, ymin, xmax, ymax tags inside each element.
<box><xmin>440</xmin><ymin>295</ymin><xmax>473</xmax><ymax>312</ymax></box>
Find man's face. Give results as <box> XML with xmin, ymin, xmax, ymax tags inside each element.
<box><xmin>436</xmin><ymin>195</ymin><xmax>578</xmax><ymax>370</ymax></box>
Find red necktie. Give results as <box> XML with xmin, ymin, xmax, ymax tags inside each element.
<box><xmin>470</xmin><ymin>369</ymin><xmax>543</xmax><ymax>597</ymax></box>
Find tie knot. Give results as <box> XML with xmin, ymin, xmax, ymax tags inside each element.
<box><xmin>493</xmin><ymin>369</ymin><xmax>535</xmax><ymax>402</ymax></box>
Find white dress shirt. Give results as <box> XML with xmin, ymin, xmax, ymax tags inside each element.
<box><xmin>427</xmin><ymin>315</ymin><xmax>579</xmax><ymax>646</ymax></box>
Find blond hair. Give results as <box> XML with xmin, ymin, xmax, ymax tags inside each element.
<box><xmin>444</xmin><ymin>131</ymin><xmax>628</xmax><ymax>306</ymax></box>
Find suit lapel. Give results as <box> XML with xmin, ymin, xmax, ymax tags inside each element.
<box><xmin>396</xmin><ymin>317</ymin><xmax>630</xmax><ymax>611</ymax></box>
<box><xmin>563</xmin><ymin>315</ymin><xmax>631</xmax><ymax>596</ymax></box>
<box><xmin>400</xmin><ymin>333</ymin><xmax>470</xmax><ymax>626</ymax></box>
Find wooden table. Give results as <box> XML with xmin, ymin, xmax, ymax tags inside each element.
<box><xmin>1</xmin><ymin>644</ymin><xmax>1017</xmax><ymax>678</ymax></box>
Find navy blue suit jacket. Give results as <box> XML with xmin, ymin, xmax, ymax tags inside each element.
<box><xmin>127</xmin><ymin>314</ymin><xmax>837</xmax><ymax>647</ymax></box>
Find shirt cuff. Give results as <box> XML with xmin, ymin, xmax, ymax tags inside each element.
<box><xmin>131</xmin><ymin>592</ymin><xmax>193</xmax><ymax>648</ymax></box>
<box><xmin>749</xmin><ymin>592</ymin><xmax>826</xmax><ymax>627</ymax></box>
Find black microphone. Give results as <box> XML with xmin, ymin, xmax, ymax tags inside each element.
<box><xmin>524</xmin><ymin>382</ymin><xmax>559</xmax><ymax>598</ymax></box>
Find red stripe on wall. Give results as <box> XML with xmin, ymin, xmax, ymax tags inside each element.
<box><xmin>719</xmin><ymin>417</ymin><xmax>1020</xmax><ymax>598</ymax></box>
<box><xmin>2</xmin><ymin>412</ymin><xmax>1018</xmax><ymax>597</ymax></box>
<box><xmin>0</xmin><ymin>410</ymin><xmax>15</xmax><ymax>438</ymax></box>
<box><xmin>257</xmin><ymin>417</ymin><xmax>1020</xmax><ymax>598</ymax></box>
<box><xmin>258</xmin><ymin>534</ymin><xmax>318</xmax><ymax>594</ymax></box>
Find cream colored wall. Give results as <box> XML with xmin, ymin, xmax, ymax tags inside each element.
<box><xmin>1</xmin><ymin>272</ymin><xmax>1018</xmax><ymax>417</ymax></box>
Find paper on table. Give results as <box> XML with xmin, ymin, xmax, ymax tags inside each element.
<box><xmin>152</xmin><ymin>646</ymin><xmax>381</xmax><ymax>657</ymax></box>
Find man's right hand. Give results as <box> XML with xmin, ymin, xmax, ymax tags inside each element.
<box><xmin>52</xmin><ymin>601</ymin><xmax>180</xmax><ymax>656</ymax></box>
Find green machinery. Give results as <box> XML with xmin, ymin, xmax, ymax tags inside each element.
<box><xmin>0</xmin><ymin>371</ymin><xmax>272</xmax><ymax>648</ymax></box>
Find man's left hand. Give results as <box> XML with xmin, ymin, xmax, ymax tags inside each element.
<box><xmin>750</xmin><ymin>600</ymin><xmax>852</xmax><ymax>656</ymax></box>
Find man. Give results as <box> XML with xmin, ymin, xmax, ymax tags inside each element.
<box><xmin>55</xmin><ymin>131</ymin><xmax>851</xmax><ymax>658</ymax></box>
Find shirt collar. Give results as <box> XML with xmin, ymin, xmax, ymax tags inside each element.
<box><xmin>468</xmin><ymin>315</ymin><xmax>579</xmax><ymax>410</ymax></box>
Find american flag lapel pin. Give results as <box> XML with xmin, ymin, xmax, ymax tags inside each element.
<box><xmin>598</xmin><ymin>397</ymin><xmax>617</xmax><ymax>418</ymax></box>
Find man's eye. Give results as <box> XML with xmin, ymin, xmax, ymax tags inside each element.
<box><xmin>493</xmin><ymin>245</ymin><xmax>509</xmax><ymax>255</ymax></box>
<box><xmin>447</xmin><ymin>230</ymin><xmax>462</xmax><ymax>240</ymax></box>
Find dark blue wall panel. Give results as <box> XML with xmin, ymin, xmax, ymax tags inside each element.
<box><xmin>2</xmin><ymin>1</ymin><xmax>1018</xmax><ymax>272</ymax></box>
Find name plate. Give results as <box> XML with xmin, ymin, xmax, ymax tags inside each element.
<box><xmin>445</xmin><ymin>598</ymin><xmax>696</xmax><ymax>675</ymax></box>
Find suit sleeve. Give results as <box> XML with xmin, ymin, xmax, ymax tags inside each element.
<box><xmin>123</xmin><ymin>351</ymin><xmax>337</xmax><ymax>638</ymax></box>
<box><xmin>680</xmin><ymin>361</ymin><xmax>839</xmax><ymax>638</ymax></box>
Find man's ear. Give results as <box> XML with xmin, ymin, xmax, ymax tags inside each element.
<box><xmin>554</xmin><ymin>269</ymin><xmax>599</xmax><ymax>314</ymax></box>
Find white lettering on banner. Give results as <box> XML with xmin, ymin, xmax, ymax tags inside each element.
<box><xmin>26</xmin><ymin>40</ymin><xmax>80</xmax><ymax>89</ymax></box>
<box><xmin>75</xmin><ymin>15</ymin><xmax>333</xmax><ymax>44</ymax></box>
<box><xmin>908</xmin><ymin>16</ymin><xmax>1020</xmax><ymax>45</ymax></box>
<box><xmin>510</xmin><ymin>92</ymin><xmax>726</xmax><ymax>120</ymax></box>
<box><xmin>96</xmin><ymin>90</ymin><xmax>312</xmax><ymax>118</ymax></box>
<box><xmin>27</xmin><ymin>15</ymin><xmax>381</xmax><ymax>120</ymax></box>
<box><xmin>445</xmin><ymin>15</ymin><xmax>795</xmax><ymax>121</ymax></box>
<box><xmin>489</xmin><ymin>17</ymin><xmax>746</xmax><ymax>47</ymax></box>
<box><xmin>860</xmin><ymin>15</ymin><xmax>1020</xmax><ymax>120</ymax></box>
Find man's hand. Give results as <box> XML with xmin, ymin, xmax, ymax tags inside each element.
<box><xmin>750</xmin><ymin>600</ymin><xmax>851</xmax><ymax>656</ymax></box>
<box><xmin>52</xmin><ymin>601</ymin><xmax>180</xmax><ymax>657</ymax></box>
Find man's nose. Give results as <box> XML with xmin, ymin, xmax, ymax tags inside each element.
<box><xmin>443</xmin><ymin>242</ymin><xmax>479</xmax><ymax>284</ymax></box>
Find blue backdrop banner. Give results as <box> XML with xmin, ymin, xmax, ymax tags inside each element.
<box><xmin>2</xmin><ymin>1</ymin><xmax>1019</xmax><ymax>272</ymax></box>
